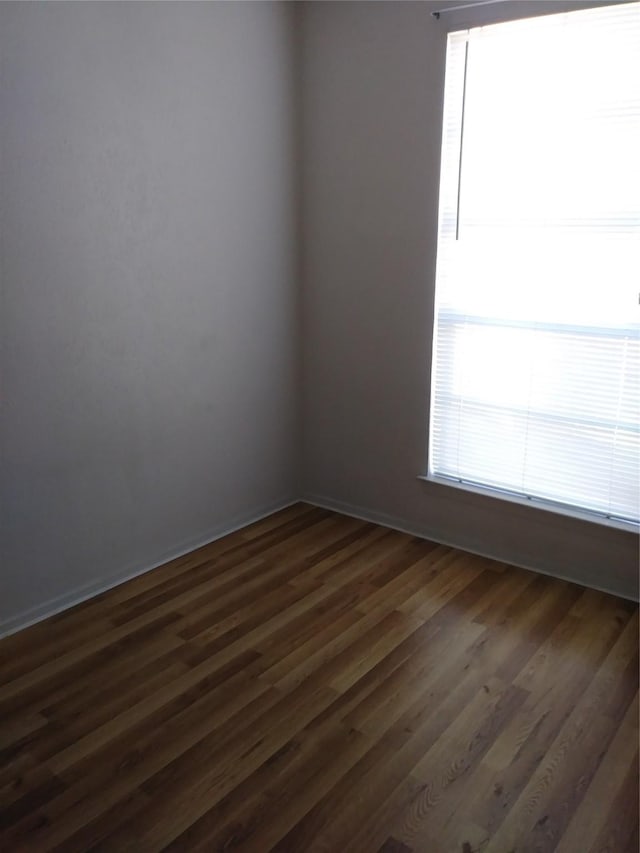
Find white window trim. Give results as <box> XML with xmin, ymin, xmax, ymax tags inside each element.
<box><xmin>432</xmin><ymin>0</ymin><xmax>633</xmax><ymax>32</ymax></box>
<box><xmin>419</xmin><ymin>475</ymin><xmax>639</xmax><ymax>533</ymax></box>
<box><xmin>424</xmin><ymin>0</ymin><xmax>640</xmax><ymax>533</ymax></box>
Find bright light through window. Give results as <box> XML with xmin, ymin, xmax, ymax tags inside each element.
<box><xmin>429</xmin><ymin>2</ymin><xmax>640</xmax><ymax>525</ymax></box>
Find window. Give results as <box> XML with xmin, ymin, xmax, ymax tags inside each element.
<box><xmin>428</xmin><ymin>2</ymin><xmax>640</xmax><ymax>527</ymax></box>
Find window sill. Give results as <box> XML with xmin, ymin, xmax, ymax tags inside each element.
<box><xmin>418</xmin><ymin>474</ymin><xmax>639</xmax><ymax>534</ymax></box>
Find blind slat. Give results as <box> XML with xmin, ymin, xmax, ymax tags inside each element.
<box><xmin>429</xmin><ymin>2</ymin><xmax>640</xmax><ymax>525</ymax></box>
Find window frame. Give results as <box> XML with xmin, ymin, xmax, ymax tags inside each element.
<box><xmin>433</xmin><ymin>0</ymin><xmax>632</xmax><ymax>33</ymax></box>
<box><xmin>422</xmin><ymin>0</ymin><xmax>640</xmax><ymax>534</ymax></box>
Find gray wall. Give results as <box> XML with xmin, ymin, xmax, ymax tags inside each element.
<box><xmin>299</xmin><ymin>0</ymin><xmax>638</xmax><ymax>600</ymax></box>
<box><xmin>2</xmin><ymin>1</ymin><xmax>636</xmax><ymax>636</ymax></box>
<box><xmin>1</xmin><ymin>2</ymin><xmax>299</xmax><ymax>632</ymax></box>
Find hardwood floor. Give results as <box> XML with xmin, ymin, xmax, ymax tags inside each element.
<box><xmin>1</xmin><ymin>503</ymin><xmax>637</xmax><ymax>852</ymax></box>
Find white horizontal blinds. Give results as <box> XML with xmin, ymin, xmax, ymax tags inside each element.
<box><xmin>430</xmin><ymin>2</ymin><xmax>640</xmax><ymax>523</ymax></box>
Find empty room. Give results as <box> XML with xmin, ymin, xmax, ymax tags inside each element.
<box><xmin>1</xmin><ymin>1</ymin><xmax>638</xmax><ymax>851</ymax></box>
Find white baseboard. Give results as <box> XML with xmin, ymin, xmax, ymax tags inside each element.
<box><xmin>0</xmin><ymin>497</ymin><xmax>297</xmax><ymax>639</ymax></box>
<box><xmin>3</xmin><ymin>489</ymin><xmax>634</xmax><ymax>640</ymax></box>
<box><xmin>301</xmin><ymin>492</ymin><xmax>638</xmax><ymax>603</ymax></box>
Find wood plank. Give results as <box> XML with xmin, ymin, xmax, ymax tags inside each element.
<box><xmin>483</xmin><ymin>610</ymin><xmax>639</xmax><ymax>853</ymax></box>
<box><xmin>0</xmin><ymin>503</ymin><xmax>636</xmax><ymax>853</ymax></box>
<box><xmin>555</xmin><ymin>694</ymin><xmax>639</xmax><ymax>853</ymax></box>
<box><xmin>0</xmin><ymin>504</ymin><xmax>316</xmax><ymax>669</ymax></box>
<box><xmin>341</xmin><ymin>679</ymin><xmax>529</xmax><ymax>853</ymax></box>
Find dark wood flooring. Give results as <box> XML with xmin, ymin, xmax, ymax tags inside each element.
<box><xmin>0</xmin><ymin>503</ymin><xmax>638</xmax><ymax>852</ymax></box>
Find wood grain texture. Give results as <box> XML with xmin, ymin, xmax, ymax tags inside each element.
<box><xmin>0</xmin><ymin>503</ymin><xmax>637</xmax><ymax>852</ymax></box>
